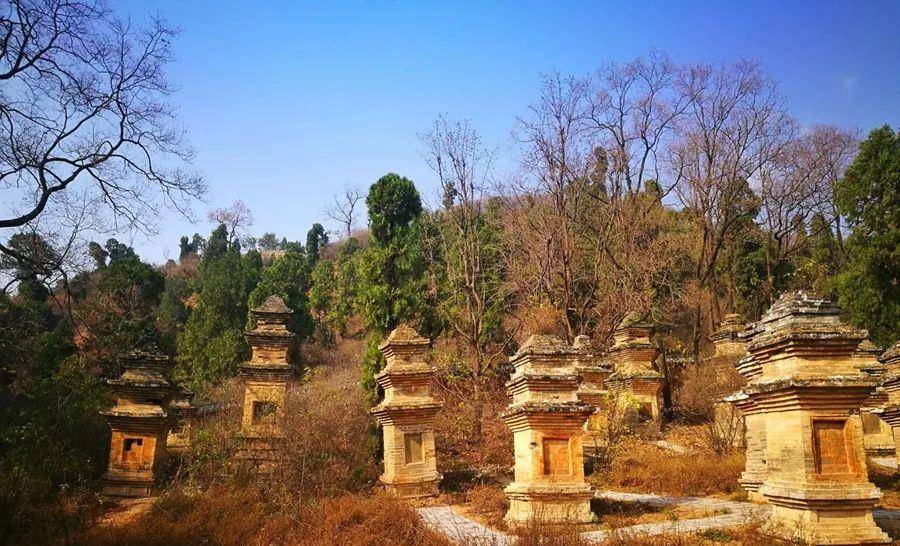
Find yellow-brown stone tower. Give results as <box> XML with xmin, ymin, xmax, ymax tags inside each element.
<box><xmin>370</xmin><ymin>325</ymin><xmax>442</xmax><ymax>499</ymax></box>
<box><xmin>878</xmin><ymin>343</ymin><xmax>900</xmax><ymax>456</ymax></box>
<box><xmin>605</xmin><ymin>315</ymin><xmax>664</xmax><ymax>429</ymax></box>
<box><xmin>854</xmin><ymin>340</ymin><xmax>896</xmax><ymax>458</ymax></box>
<box><xmin>746</xmin><ymin>292</ymin><xmax>889</xmax><ymax>544</ymax></box>
<box><xmin>572</xmin><ymin>335</ymin><xmax>612</xmax><ymax>455</ymax></box>
<box><xmin>238</xmin><ymin>295</ymin><xmax>295</xmax><ymax>465</ymax></box>
<box><xmin>102</xmin><ymin>346</ymin><xmax>174</xmax><ymax>498</ymax></box>
<box><xmin>503</xmin><ymin>335</ymin><xmax>594</xmax><ymax>524</ymax></box>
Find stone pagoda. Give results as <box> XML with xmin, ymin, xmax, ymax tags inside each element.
<box><xmin>502</xmin><ymin>335</ymin><xmax>594</xmax><ymax>524</ymax></box>
<box><xmin>744</xmin><ymin>292</ymin><xmax>889</xmax><ymax>544</ymax></box>
<box><xmin>709</xmin><ymin>314</ymin><xmax>749</xmax><ymax>391</ymax></box>
<box><xmin>166</xmin><ymin>386</ymin><xmax>196</xmax><ymax>455</ymax></box>
<box><xmin>879</xmin><ymin>342</ymin><xmax>900</xmax><ymax>456</ymax></box>
<box><xmin>605</xmin><ymin>315</ymin><xmax>664</xmax><ymax>429</ymax></box>
<box><xmin>854</xmin><ymin>340</ymin><xmax>896</xmax><ymax>458</ymax></box>
<box><xmin>727</xmin><ymin>321</ymin><xmax>768</xmax><ymax>501</ymax></box>
<box><xmin>238</xmin><ymin>295</ymin><xmax>295</xmax><ymax>463</ymax></box>
<box><xmin>710</xmin><ymin>314</ymin><xmax>749</xmax><ymax>450</ymax></box>
<box><xmin>370</xmin><ymin>325</ymin><xmax>442</xmax><ymax>499</ymax></box>
<box><xmin>572</xmin><ymin>335</ymin><xmax>612</xmax><ymax>455</ymax></box>
<box><xmin>102</xmin><ymin>346</ymin><xmax>174</xmax><ymax>498</ymax></box>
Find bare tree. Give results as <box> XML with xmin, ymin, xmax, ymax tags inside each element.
<box><xmin>420</xmin><ymin>114</ymin><xmax>512</xmax><ymax>439</ymax></box>
<box><xmin>503</xmin><ymin>71</ymin><xmax>599</xmax><ymax>341</ymax></box>
<box><xmin>754</xmin><ymin>126</ymin><xmax>857</xmax><ymax>300</ymax></box>
<box><xmin>207</xmin><ymin>200</ymin><xmax>253</xmax><ymax>243</ymax></box>
<box><xmin>585</xmin><ymin>49</ymin><xmax>690</xmax><ymax>199</ymax></box>
<box><xmin>0</xmin><ymin>0</ymin><xmax>203</xmax><ymax>279</ymax></box>
<box><xmin>670</xmin><ymin>60</ymin><xmax>795</xmax><ymax>354</ymax></box>
<box><xmin>324</xmin><ymin>183</ymin><xmax>363</xmax><ymax>238</ymax></box>
<box><xmin>502</xmin><ymin>65</ymin><xmax>692</xmax><ymax>342</ymax></box>
<box><xmin>805</xmin><ymin>125</ymin><xmax>858</xmax><ymax>255</ymax></box>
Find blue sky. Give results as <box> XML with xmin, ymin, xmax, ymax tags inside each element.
<box><xmin>117</xmin><ymin>1</ymin><xmax>900</xmax><ymax>263</ymax></box>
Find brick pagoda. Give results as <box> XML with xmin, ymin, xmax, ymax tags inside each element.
<box><xmin>605</xmin><ymin>315</ymin><xmax>664</xmax><ymax>429</ymax></box>
<box><xmin>102</xmin><ymin>346</ymin><xmax>174</xmax><ymax>498</ymax></box>
<box><xmin>854</xmin><ymin>340</ymin><xmax>895</xmax><ymax>458</ymax></box>
<box><xmin>572</xmin><ymin>335</ymin><xmax>612</xmax><ymax>455</ymax></box>
<box><xmin>745</xmin><ymin>292</ymin><xmax>889</xmax><ymax>544</ymax></box>
<box><xmin>728</xmin><ymin>321</ymin><xmax>768</xmax><ymax>501</ymax></box>
<box><xmin>503</xmin><ymin>335</ymin><xmax>594</xmax><ymax>524</ymax></box>
<box><xmin>370</xmin><ymin>325</ymin><xmax>442</xmax><ymax>499</ymax></box>
<box><xmin>879</xmin><ymin>342</ymin><xmax>900</xmax><ymax>456</ymax></box>
<box><xmin>238</xmin><ymin>295</ymin><xmax>295</xmax><ymax>464</ymax></box>
<box><xmin>166</xmin><ymin>386</ymin><xmax>196</xmax><ymax>455</ymax></box>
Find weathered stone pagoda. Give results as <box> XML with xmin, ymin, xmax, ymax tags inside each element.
<box><xmin>854</xmin><ymin>340</ymin><xmax>896</xmax><ymax>458</ymax></box>
<box><xmin>710</xmin><ymin>314</ymin><xmax>749</xmax><ymax>449</ymax></box>
<box><xmin>102</xmin><ymin>346</ymin><xmax>174</xmax><ymax>498</ymax></box>
<box><xmin>709</xmin><ymin>314</ymin><xmax>749</xmax><ymax>390</ymax></box>
<box><xmin>502</xmin><ymin>335</ymin><xmax>594</xmax><ymax>524</ymax></box>
<box><xmin>166</xmin><ymin>386</ymin><xmax>196</xmax><ymax>454</ymax></box>
<box><xmin>744</xmin><ymin>292</ymin><xmax>889</xmax><ymax>544</ymax></box>
<box><xmin>572</xmin><ymin>335</ymin><xmax>612</xmax><ymax>455</ymax></box>
<box><xmin>605</xmin><ymin>315</ymin><xmax>663</xmax><ymax>429</ymax></box>
<box><xmin>879</xmin><ymin>342</ymin><xmax>900</xmax><ymax>456</ymax></box>
<box><xmin>728</xmin><ymin>321</ymin><xmax>768</xmax><ymax>501</ymax></box>
<box><xmin>238</xmin><ymin>295</ymin><xmax>295</xmax><ymax>464</ymax></box>
<box><xmin>370</xmin><ymin>325</ymin><xmax>442</xmax><ymax>499</ymax></box>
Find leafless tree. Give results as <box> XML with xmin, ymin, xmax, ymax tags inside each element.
<box><xmin>503</xmin><ymin>71</ymin><xmax>600</xmax><ymax>340</ymax></box>
<box><xmin>207</xmin><ymin>200</ymin><xmax>253</xmax><ymax>243</ymax></box>
<box><xmin>670</xmin><ymin>60</ymin><xmax>795</xmax><ymax>354</ymax></box>
<box><xmin>754</xmin><ymin>126</ymin><xmax>857</xmax><ymax>299</ymax></box>
<box><xmin>805</xmin><ymin>125</ymin><xmax>858</xmax><ymax>254</ymax></box>
<box><xmin>0</xmin><ymin>0</ymin><xmax>204</xmax><ymax>281</ymax></box>
<box><xmin>324</xmin><ymin>183</ymin><xmax>363</xmax><ymax>238</ymax></box>
<box><xmin>585</xmin><ymin>49</ymin><xmax>691</xmax><ymax>199</ymax></box>
<box><xmin>420</xmin><ymin>114</ymin><xmax>513</xmax><ymax>438</ymax></box>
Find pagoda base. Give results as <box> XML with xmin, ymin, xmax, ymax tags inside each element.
<box><xmin>102</xmin><ymin>473</ymin><xmax>159</xmax><ymax>498</ymax></box>
<box><xmin>236</xmin><ymin>435</ymin><xmax>283</xmax><ymax>473</ymax></box>
<box><xmin>379</xmin><ymin>473</ymin><xmax>441</xmax><ymax>499</ymax></box>
<box><xmin>760</xmin><ymin>483</ymin><xmax>889</xmax><ymax>544</ymax></box>
<box><xmin>504</xmin><ymin>483</ymin><xmax>594</xmax><ymax>525</ymax></box>
<box><xmin>739</xmin><ymin>476</ymin><xmax>766</xmax><ymax>503</ymax></box>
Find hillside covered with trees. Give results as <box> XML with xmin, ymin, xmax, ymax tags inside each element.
<box><xmin>0</xmin><ymin>1</ymin><xmax>897</xmax><ymax>545</ymax></box>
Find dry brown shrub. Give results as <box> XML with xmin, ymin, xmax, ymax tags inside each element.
<box><xmin>458</xmin><ymin>484</ymin><xmax>509</xmax><ymax>527</ymax></box>
<box><xmin>513</xmin><ymin>304</ymin><xmax>567</xmax><ymax>340</ymax></box>
<box><xmin>169</xmin><ymin>379</ymin><xmax>245</xmax><ymax>486</ymax></box>
<box><xmin>276</xmin><ymin>348</ymin><xmax>377</xmax><ymax>498</ymax></box>
<box><xmin>593</xmin><ymin>438</ymin><xmax>744</xmax><ymax>497</ymax></box>
<box><xmin>671</xmin><ymin>360</ymin><xmax>719</xmax><ymax>422</ymax></box>
<box><xmin>509</xmin><ymin>521</ymin><xmax>592</xmax><ymax>546</ymax></box>
<box><xmin>432</xmin><ymin>342</ymin><xmax>513</xmax><ymax>482</ymax></box>
<box><xmin>174</xmin><ymin>336</ymin><xmax>376</xmax><ymax>498</ymax></box>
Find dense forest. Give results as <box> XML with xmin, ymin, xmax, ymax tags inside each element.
<box><xmin>0</xmin><ymin>1</ymin><xmax>897</xmax><ymax>544</ymax></box>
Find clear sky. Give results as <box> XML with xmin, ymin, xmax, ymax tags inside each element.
<box><xmin>117</xmin><ymin>0</ymin><xmax>900</xmax><ymax>263</ymax></box>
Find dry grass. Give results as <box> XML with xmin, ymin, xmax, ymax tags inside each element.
<box><xmin>601</xmin><ymin>525</ymin><xmax>776</xmax><ymax>545</ymax></box>
<box><xmin>452</xmin><ymin>484</ymin><xmax>509</xmax><ymax>528</ymax></box>
<box><xmin>870</xmin><ymin>462</ymin><xmax>900</xmax><ymax>509</ymax></box>
<box><xmin>592</xmin><ymin>436</ymin><xmax>745</xmax><ymax>497</ymax></box>
<box><xmin>77</xmin><ymin>486</ymin><xmax>451</xmax><ymax>546</ymax></box>
<box><xmin>594</xmin><ymin>500</ymin><xmax>725</xmax><ymax>530</ymax></box>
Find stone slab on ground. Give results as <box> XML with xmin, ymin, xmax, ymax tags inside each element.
<box><xmin>871</xmin><ymin>456</ymin><xmax>898</xmax><ymax>469</ymax></box>
<box><xmin>419</xmin><ymin>490</ymin><xmax>900</xmax><ymax>545</ymax></box>
<box><xmin>584</xmin><ymin>490</ymin><xmax>766</xmax><ymax>543</ymax></box>
<box><xmin>653</xmin><ymin>440</ymin><xmax>689</xmax><ymax>454</ymax></box>
<box><xmin>418</xmin><ymin>505</ymin><xmax>512</xmax><ymax>546</ymax></box>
